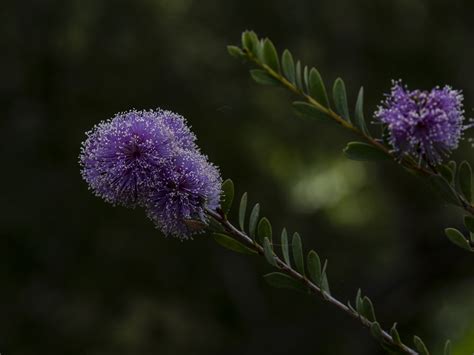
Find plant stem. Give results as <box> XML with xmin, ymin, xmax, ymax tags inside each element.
<box><xmin>207</xmin><ymin>208</ymin><xmax>420</xmax><ymax>355</ymax></box>
<box><xmin>242</xmin><ymin>48</ymin><xmax>474</xmax><ymax>216</ymax></box>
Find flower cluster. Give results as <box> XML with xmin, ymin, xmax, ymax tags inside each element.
<box><xmin>80</xmin><ymin>109</ymin><xmax>222</xmax><ymax>239</ymax></box>
<box><xmin>375</xmin><ymin>80</ymin><xmax>465</xmax><ymax>165</ymax></box>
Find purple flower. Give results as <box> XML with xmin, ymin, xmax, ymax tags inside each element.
<box><xmin>146</xmin><ymin>149</ymin><xmax>222</xmax><ymax>239</ymax></box>
<box><xmin>80</xmin><ymin>110</ymin><xmax>176</xmax><ymax>207</ymax></box>
<box><xmin>80</xmin><ymin>108</ymin><xmax>222</xmax><ymax>239</ymax></box>
<box><xmin>375</xmin><ymin>81</ymin><xmax>465</xmax><ymax>165</ymax></box>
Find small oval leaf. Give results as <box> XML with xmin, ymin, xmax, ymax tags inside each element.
<box><xmin>362</xmin><ymin>296</ymin><xmax>376</xmax><ymax>322</ymax></box>
<box><xmin>250</xmin><ymin>69</ymin><xmax>280</xmax><ymax>86</ymax></box>
<box><xmin>239</xmin><ymin>192</ymin><xmax>248</xmax><ymax>231</ymax></box>
<box><xmin>343</xmin><ymin>142</ymin><xmax>388</xmax><ymax>161</ymax></box>
<box><xmin>444</xmin><ymin>228</ymin><xmax>472</xmax><ymax>251</ymax></box>
<box><xmin>307</xmin><ymin>250</ymin><xmax>322</xmax><ymax>285</ymax></box>
<box><xmin>258</xmin><ymin>217</ymin><xmax>272</xmax><ymax>243</ymax></box>
<box><xmin>333</xmin><ymin>78</ymin><xmax>351</xmax><ymax>122</ymax></box>
<box><xmin>292</xmin><ymin>232</ymin><xmax>305</xmax><ymax>276</ymax></box>
<box><xmin>308</xmin><ymin>68</ymin><xmax>330</xmax><ymax>108</ymax></box>
<box><xmin>355</xmin><ymin>87</ymin><xmax>369</xmax><ymax>135</ymax></box>
<box><xmin>413</xmin><ymin>336</ymin><xmax>429</xmax><ymax>355</ymax></box>
<box><xmin>281</xmin><ymin>228</ymin><xmax>291</xmax><ymax>267</ymax></box>
<box><xmin>263</xmin><ymin>237</ymin><xmax>277</xmax><ymax>266</ymax></box>
<box><xmin>249</xmin><ymin>203</ymin><xmax>260</xmax><ymax>239</ymax></box>
<box><xmin>292</xmin><ymin>101</ymin><xmax>327</xmax><ymax>120</ymax></box>
<box><xmin>227</xmin><ymin>45</ymin><xmax>245</xmax><ymax>59</ymax></box>
<box><xmin>213</xmin><ymin>233</ymin><xmax>256</xmax><ymax>255</ymax></box>
<box><xmin>241</xmin><ymin>30</ymin><xmax>258</xmax><ymax>53</ymax></box>
<box><xmin>295</xmin><ymin>60</ymin><xmax>303</xmax><ymax>91</ymax></box>
<box><xmin>263</xmin><ymin>272</ymin><xmax>307</xmax><ymax>293</ymax></box>
<box><xmin>262</xmin><ymin>38</ymin><xmax>280</xmax><ymax>72</ymax></box>
<box><xmin>281</xmin><ymin>49</ymin><xmax>295</xmax><ymax>84</ymax></box>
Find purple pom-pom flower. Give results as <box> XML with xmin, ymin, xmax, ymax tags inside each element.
<box><xmin>80</xmin><ymin>108</ymin><xmax>222</xmax><ymax>239</ymax></box>
<box><xmin>375</xmin><ymin>81</ymin><xmax>465</xmax><ymax>165</ymax></box>
<box><xmin>146</xmin><ymin>149</ymin><xmax>221</xmax><ymax>239</ymax></box>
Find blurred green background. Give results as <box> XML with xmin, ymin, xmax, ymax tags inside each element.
<box><xmin>2</xmin><ymin>0</ymin><xmax>474</xmax><ymax>354</ymax></box>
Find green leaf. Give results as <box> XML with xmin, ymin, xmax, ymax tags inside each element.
<box><xmin>429</xmin><ymin>175</ymin><xmax>460</xmax><ymax>206</ymax></box>
<box><xmin>308</xmin><ymin>68</ymin><xmax>330</xmax><ymax>108</ymax></box>
<box><xmin>263</xmin><ymin>272</ymin><xmax>307</xmax><ymax>293</ymax></box>
<box><xmin>263</xmin><ymin>237</ymin><xmax>277</xmax><ymax>266</ymax></box>
<box><xmin>281</xmin><ymin>228</ymin><xmax>291</xmax><ymax>267</ymax></box>
<box><xmin>249</xmin><ymin>69</ymin><xmax>280</xmax><ymax>86</ymax></box>
<box><xmin>213</xmin><ymin>233</ymin><xmax>256</xmax><ymax>255</ymax></box>
<box><xmin>332</xmin><ymin>78</ymin><xmax>351</xmax><ymax>123</ymax></box>
<box><xmin>438</xmin><ymin>164</ymin><xmax>454</xmax><ymax>183</ymax></box>
<box><xmin>413</xmin><ymin>336</ymin><xmax>429</xmax><ymax>355</ymax></box>
<box><xmin>362</xmin><ymin>296</ymin><xmax>376</xmax><ymax>322</ymax></box>
<box><xmin>320</xmin><ymin>259</ymin><xmax>330</xmax><ymax>295</ymax></box>
<box><xmin>390</xmin><ymin>323</ymin><xmax>402</xmax><ymax>345</ymax></box>
<box><xmin>343</xmin><ymin>142</ymin><xmax>388</xmax><ymax>161</ymax></box>
<box><xmin>355</xmin><ymin>289</ymin><xmax>363</xmax><ymax>313</ymax></box>
<box><xmin>239</xmin><ymin>192</ymin><xmax>248</xmax><ymax>231</ymax></box>
<box><xmin>370</xmin><ymin>322</ymin><xmax>384</xmax><ymax>341</ymax></box>
<box><xmin>444</xmin><ymin>228</ymin><xmax>472</xmax><ymax>251</ymax></box>
<box><xmin>355</xmin><ymin>87</ymin><xmax>369</xmax><ymax>135</ymax></box>
<box><xmin>295</xmin><ymin>60</ymin><xmax>303</xmax><ymax>91</ymax></box>
<box><xmin>458</xmin><ymin>161</ymin><xmax>472</xmax><ymax>202</ymax></box>
<box><xmin>241</xmin><ymin>31</ymin><xmax>258</xmax><ymax>53</ymax></box>
<box><xmin>292</xmin><ymin>232</ymin><xmax>305</xmax><ymax>276</ymax></box>
<box><xmin>258</xmin><ymin>217</ymin><xmax>272</xmax><ymax>243</ymax></box>
<box><xmin>227</xmin><ymin>45</ymin><xmax>245</xmax><ymax>59</ymax></box>
<box><xmin>281</xmin><ymin>49</ymin><xmax>295</xmax><ymax>84</ymax></box>
<box><xmin>303</xmin><ymin>65</ymin><xmax>309</xmax><ymax>92</ymax></box>
<box><xmin>221</xmin><ymin>179</ymin><xmax>234</xmax><ymax>215</ymax></box>
<box><xmin>262</xmin><ymin>38</ymin><xmax>280</xmax><ymax>72</ymax></box>
<box><xmin>444</xmin><ymin>340</ymin><xmax>451</xmax><ymax>355</ymax></box>
<box><xmin>249</xmin><ymin>203</ymin><xmax>260</xmax><ymax>239</ymax></box>
<box><xmin>307</xmin><ymin>250</ymin><xmax>322</xmax><ymax>284</ymax></box>
<box><xmin>292</xmin><ymin>101</ymin><xmax>327</xmax><ymax>120</ymax></box>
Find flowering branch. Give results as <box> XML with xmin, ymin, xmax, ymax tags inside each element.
<box><xmin>228</xmin><ymin>31</ymin><xmax>474</xmax><ymax>251</ymax></box>
<box><xmin>207</xmin><ymin>180</ymin><xmax>453</xmax><ymax>355</ymax></box>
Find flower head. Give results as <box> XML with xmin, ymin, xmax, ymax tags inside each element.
<box><xmin>146</xmin><ymin>149</ymin><xmax>221</xmax><ymax>239</ymax></box>
<box><xmin>375</xmin><ymin>81</ymin><xmax>465</xmax><ymax>165</ymax></box>
<box><xmin>80</xmin><ymin>110</ymin><xmax>175</xmax><ymax>207</ymax></box>
<box><xmin>80</xmin><ymin>108</ymin><xmax>222</xmax><ymax>239</ymax></box>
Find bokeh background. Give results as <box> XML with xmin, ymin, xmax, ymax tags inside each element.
<box><xmin>2</xmin><ymin>0</ymin><xmax>474</xmax><ymax>354</ymax></box>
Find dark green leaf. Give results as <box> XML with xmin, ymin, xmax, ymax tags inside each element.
<box><xmin>249</xmin><ymin>203</ymin><xmax>260</xmax><ymax>239</ymax></box>
<box><xmin>438</xmin><ymin>164</ymin><xmax>454</xmax><ymax>183</ymax></box>
<box><xmin>458</xmin><ymin>161</ymin><xmax>472</xmax><ymax>202</ymax></box>
<box><xmin>413</xmin><ymin>336</ymin><xmax>429</xmax><ymax>355</ymax></box>
<box><xmin>362</xmin><ymin>296</ymin><xmax>376</xmax><ymax>322</ymax></box>
<box><xmin>370</xmin><ymin>322</ymin><xmax>384</xmax><ymax>341</ymax></box>
<box><xmin>258</xmin><ymin>217</ymin><xmax>272</xmax><ymax>243</ymax></box>
<box><xmin>308</xmin><ymin>68</ymin><xmax>330</xmax><ymax>108</ymax></box>
<box><xmin>262</xmin><ymin>38</ymin><xmax>280</xmax><ymax>72</ymax></box>
<box><xmin>221</xmin><ymin>179</ymin><xmax>234</xmax><ymax>215</ymax></box>
<box><xmin>444</xmin><ymin>340</ymin><xmax>451</xmax><ymax>355</ymax></box>
<box><xmin>307</xmin><ymin>250</ymin><xmax>322</xmax><ymax>284</ymax></box>
<box><xmin>227</xmin><ymin>45</ymin><xmax>245</xmax><ymax>59</ymax></box>
<box><xmin>263</xmin><ymin>272</ymin><xmax>307</xmax><ymax>292</ymax></box>
<box><xmin>390</xmin><ymin>323</ymin><xmax>402</xmax><ymax>345</ymax></box>
<box><xmin>320</xmin><ymin>259</ymin><xmax>330</xmax><ymax>295</ymax></box>
<box><xmin>444</xmin><ymin>228</ymin><xmax>472</xmax><ymax>251</ymax></box>
<box><xmin>355</xmin><ymin>289</ymin><xmax>363</xmax><ymax>313</ymax></box>
<box><xmin>249</xmin><ymin>69</ymin><xmax>280</xmax><ymax>86</ymax></box>
<box><xmin>281</xmin><ymin>49</ymin><xmax>295</xmax><ymax>84</ymax></box>
<box><xmin>343</xmin><ymin>142</ymin><xmax>388</xmax><ymax>161</ymax></box>
<box><xmin>355</xmin><ymin>87</ymin><xmax>369</xmax><ymax>135</ymax></box>
<box><xmin>303</xmin><ymin>65</ymin><xmax>309</xmax><ymax>92</ymax></box>
<box><xmin>295</xmin><ymin>60</ymin><xmax>303</xmax><ymax>91</ymax></box>
<box><xmin>429</xmin><ymin>175</ymin><xmax>460</xmax><ymax>206</ymax></box>
<box><xmin>292</xmin><ymin>232</ymin><xmax>305</xmax><ymax>275</ymax></box>
<box><xmin>263</xmin><ymin>237</ymin><xmax>277</xmax><ymax>266</ymax></box>
<box><xmin>281</xmin><ymin>228</ymin><xmax>291</xmax><ymax>267</ymax></box>
<box><xmin>292</xmin><ymin>101</ymin><xmax>327</xmax><ymax>120</ymax></box>
<box><xmin>241</xmin><ymin>31</ymin><xmax>258</xmax><ymax>53</ymax></box>
<box><xmin>239</xmin><ymin>192</ymin><xmax>248</xmax><ymax>231</ymax></box>
<box><xmin>332</xmin><ymin>78</ymin><xmax>351</xmax><ymax>123</ymax></box>
<box><xmin>213</xmin><ymin>233</ymin><xmax>256</xmax><ymax>255</ymax></box>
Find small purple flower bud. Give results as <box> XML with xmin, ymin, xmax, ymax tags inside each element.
<box><xmin>375</xmin><ymin>80</ymin><xmax>465</xmax><ymax>165</ymax></box>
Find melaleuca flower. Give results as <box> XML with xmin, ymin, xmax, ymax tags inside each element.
<box><xmin>375</xmin><ymin>81</ymin><xmax>465</xmax><ymax>165</ymax></box>
<box><xmin>159</xmin><ymin>109</ymin><xmax>197</xmax><ymax>150</ymax></box>
<box><xmin>146</xmin><ymin>149</ymin><xmax>222</xmax><ymax>239</ymax></box>
<box><xmin>80</xmin><ymin>110</ymin><xmax>176</xmax><ymax>207</ymax></box>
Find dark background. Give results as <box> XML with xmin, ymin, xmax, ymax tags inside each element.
<box><xmin>2</xmin><ymin>0</ymin><xmax>474</xmax><ymax>354</ymax></box>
